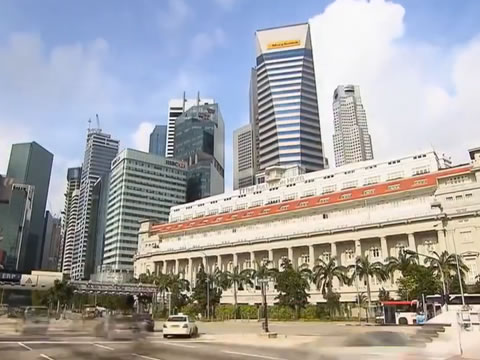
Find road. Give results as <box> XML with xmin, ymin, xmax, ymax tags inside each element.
<box><xmin>0</xmin><ymin>334</ymin><xmax>328</xmax><ymax>360</ymax></box>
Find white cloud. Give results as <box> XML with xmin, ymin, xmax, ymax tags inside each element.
<box><xmin>191</xmin><ymin>28</ymin><xmax>226</xmax><ymax>59</ymax></box>
<box><xmin>132</xmin><ymin>122</ymin><xmax>155</xmax><ymax>152</ymax></box>
<box><xmin>213</xmin><ymin>0</ymin><xmax>237</xmax><ymax>11</ymax></box>
<box><xmin>309</xmin><ymin>0</ymin><xmax>480</xmax><ymax>166</ymax></box>
<box><xmin>0</xmin><ymin>32</ymin><xmax>128</xmax><ymax>213</ymax></box>
<box><xmin>158</xmin><ymin>0</ymin><xmax>192</xmax><ymax>30</ymax></box>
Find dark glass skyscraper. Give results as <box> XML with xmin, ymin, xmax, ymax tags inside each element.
<box><xmin>6</xmin><ymin>142</ymin><xmax>53</xmax><ymax>271</ymax></box>
<box><xmin>174</xmin><ymin>103</ymin><xmax>225</xmax><ymax>202</ymax></box>
<box><xmin>149</xmin><ymin>125</ymin><xmax>167</xmax><ymax>156</ymax></box>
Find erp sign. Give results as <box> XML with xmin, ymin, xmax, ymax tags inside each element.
<box><xmin>0</xmin><ymin>272</ymin><xmax>22</xmax><ymax>283</ymax></box>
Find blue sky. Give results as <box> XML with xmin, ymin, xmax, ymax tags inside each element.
<box><xmin>1</xmin><ymin>0</ymin><xmax>480</xmax><ymax>213</ymax></box>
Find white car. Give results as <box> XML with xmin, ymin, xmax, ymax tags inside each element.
<box><xmin>163</xmin><ymin>314</ymin><xmax>198</xmax><ymax>338</ymax></box>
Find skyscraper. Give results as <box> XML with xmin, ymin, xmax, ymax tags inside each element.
<box><xmin>0</xmin><ymin>176</ymin><xmax>34</xmax><ymax>271</ymax></box>
<box><xmin>6</xmin><ymin>142</ymin><xmax>53</xmax><ymax>271</ymax></box>
<box><xmin>149</xmin><ymin>125</ymin><xmax>167</xmax><ymax>156</ymax></box>
<box><xmin>60</xmin><ymin>167</ymin><xmax>81</xmax><ymax>274</ymax></box>
<box><xmin>71</xmin><ymin>129</ymin><xmax>119</xmax><ymax>280</ymax></box>
<box><xmin>254</xmin><ymin>23</ymin><xmax>326</xmax><ymax>173</ymax></box>
<box><xmin>332</xmin><ymin>85</ymin><xmax>373</xmax><ymax>167</ymax></box>
<box><xmin>102</xmin><ymin>149</ymin><xmax>186</xmax><ymax>279</ymax></box>
<box><xmin>174</xmin><ymin>103</ymin><xmax>225</xmax><ymax>202</ymax></box>
<box><xmin>84</xmin><ymin>173</ymin><xmax>110</xmax><ymax>279</ymax></box>
<box><xmin>166</xmin><ymin>94</ymin><xmax>214</xmax><ymax>158</ymax></box>
<box><xmin>233</xmin><ymin>124</ymin><xmax>255</xmax><ymax>189</ymax></box>
<box><xmin>40</xmin><ymin>211</ymin><xmax>62</xmax><ymax>271</ymax></box>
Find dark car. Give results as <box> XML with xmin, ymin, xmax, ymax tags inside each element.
<box><xmin>133</xmin><ymin>313</ymin><xmax>154</xmax><ymax>332</ymax></box>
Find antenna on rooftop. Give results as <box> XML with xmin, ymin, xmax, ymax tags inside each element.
<box><xmin>96</xmin><ymin>114</ymin><xmax>101</xmax><ymax>130</ymax></box>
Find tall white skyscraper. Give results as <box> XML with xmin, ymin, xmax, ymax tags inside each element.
<box><xmin>71</xmin><ymin>129</ymin><xmax>119</xmax><ymax>280</ymax></box>
<box><xmin>233</xmin><ymin>124</ymin><xmax>255</xmax><ymax>189</ymax></box>
<box><xmin>59</xmin><ymin>167</ymin><xmax>81</xmax><ymax>274</ymax></box>
<box><xmin>253</xmin><ymin>23</ymin><xmax>326</xmax><ymax>173</ymax></box>
<box><xmin>166</xmin><ymin>93</ymin><xmax>214</xmax><ymax>158</ymax></box>
<box><xmin>332</xmin><ymin>85</ymin><xmax>373</xmax><ymax>167</ymax></box>
<box><xmin>102</xmin><ymin>149</ymin><xmax>186</xmax><ymax>279</ymax></box>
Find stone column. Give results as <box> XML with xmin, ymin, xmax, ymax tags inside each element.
<box><xmin>203</xmin><ymin>256</ymin><xmax>207</xmax><ymax>272</ymax></box>
<box><xmin>309</xmin><ymin>245</ymin><xmax>315</xmax><ymax>269</ymax></box>
<box><xmin>162</xmin><ymin>261</ymin><xmax>166</xmax><ymax>274</ymax></box>
<box><xmin>175</xmin><ymin>259</ymin><xmax>179</xmax><ymax>275</ymax></box>
<box><xmin>268</xmin><ymin>249</ymin><xmax>273</xmax><ymax>264</ymax></box>
<box><xmin>250</xmin><ymin>251</ymin><xmax>255</xmax><ymax>269</ymax></box>
<box><xmin>331</xmin><ymin>242</ymin><xmax>337</xmax><ymax>258</ymax></box>
<box><xmin>188</xmin><ymin>258</ymin><xmax>193</xmax><ymax>284</ymax></box>
<box><xmin>217</xmin><ymin>255</ymin><xmax>222</xmax><ymax>271</ymax></box>
<box><xmin>408</xmin><ymin>233</ymin><xmax>416</xmax><ymax>251</ymax></box>
<box><xmin>355</xmin><ymin>239</ymin><xmax>361</xmax><ymax>257</ymax></box>
<box><xmin>437</xmin><ymin>230</ymin><xmax>447</xmax><ymax>252</ymax></box>
<box><xmin>233</xmin><ymin>253</ymin><xmax>238</xmax><ymax>267</ymax></box>
<box><xmin>288</xmin><ymin>247</ymin><xmax>294</xmax><ymax>268</ymax></box>
<box><xmin>380</xmin><ymin>236</ymin><xmax>388</xmax><ymax>260</ymax></box>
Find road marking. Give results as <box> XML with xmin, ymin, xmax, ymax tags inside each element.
<box><xmin>132</xmin><ymin>353</ymin><xmax>164</xmax><ymax>360</ymax></box>
<box><xmin>93</xmin><ymin>343</ymin><xmax>114</xmax><ymax>351</ymax></box>
<box><xmin>222</xmin><ymin>350</ymin><xmax>288</xmax><ymax>360</ymax></box>
<box><xmin>162</xmin><ymin>342</ymin><xmax>197</xmax><ymax>349</ymax></box>
<box><xmin>17</xmin><ymin>342</ymin><xmax>32</xmax><ymax>351</ymax></box>
<box><xmin>40</xmin><ymin>354</ymin><xmax>55</xmax><ymax>360</ymax></box>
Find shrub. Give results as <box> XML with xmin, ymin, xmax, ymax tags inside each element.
<box><xmin>238</xmin><ymin>305</ymin><xmax>258</xmax><ymax>319</ymax></box>
<box><xmin>269</xmin><ymin>305</ymin><xmax>295</xmax><ymax>320</ymax></box>
<box><xmin>215</xmin><ymin>304</ymin><xmax>235</xmax><ymax>320</ymax></box>
<box><xmin>302</xmin><ymin>305</ymin><xmax>318</xmax><ymax>320</ymax></box>
<box><xmin>180</xmin><ymin>303</ymin><xmax>202</xmax><ymax>320</ymax></box>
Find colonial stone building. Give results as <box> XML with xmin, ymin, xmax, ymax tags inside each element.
<box><xmin>134</xmin><ymin>147</ymin><xmax>480</xmax><ymax>304</ymax></box>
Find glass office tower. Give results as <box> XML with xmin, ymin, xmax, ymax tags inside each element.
<box><xmin>6</xmin><ymin>142</ymin><xmax>53</xmax><ymax>271</ymax></box>
<box><xmin>174</xmin><ymin>103</ymin><xmax>225</xmax><ymax>202</ymax></box>
<box><xmin>149</xmin><ymin>125</ymin><xmax>167</xmax><ymax>156</ymax></box>
<box><xmin>254</xmin><ymin>23</ymin><xmax>326</xmax><ymax>172</ymax></box>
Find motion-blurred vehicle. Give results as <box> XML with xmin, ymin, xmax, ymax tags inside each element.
<box><xmin>95</xmin><ymin>315</ymin><xmax>142</xmax><ymax>340</ymax></box>
<box><xmin>163</xmin><ymin>314</ymin><xmax>198</xmax><ymax>338</ymax></box>
<box><xmin>133</xmin><ymin>313</ymin><xmax>154</xmax><ymax>332</ymax></box>
<box><xmin>22</xmin><ymin>306</ymin><xmax>50</xmax><ymax>334</ymax></box>
<box><xmin>82</xmin><ymin>304</ymin><xmax>97</xmax><ymax>319</ymax></box>
<box><xmin>0</xmin><ymin>304</ymin><xmax>8</xmax><ymax>316</ymax></box>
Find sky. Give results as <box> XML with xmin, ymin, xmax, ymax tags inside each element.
<box><xmin>1</xmin><ymin>0</ymin><xmax>480</xmax><ymax>214</ymax></box>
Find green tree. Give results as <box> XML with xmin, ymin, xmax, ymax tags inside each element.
<box><xmin>325</xmin><ymin>290</ymin><xmax>341</xmax><ymax>318</ymax></box>
<box><xmin>191</xmin><ymin>264</ymin><xmax>222</xmax><ymax>318</ymax></box>
<box><xmin>349</xmin><ymin>256</ymin><xmax>387</xmax><ymax>320</ymax></box>
<box><xmin>385</xmin><ymin>250</ymin><xmax>418</xmax><ymax>277</ymax></box>
<box><xmin>310</xmin><ymin>257</ymin><xmax>348</xmax><ymax>296</ymax></box>
<box><xmin>378</xmin><ymin>287</ymin><xmax>392</xmax><ymax>301</ymax></box>
<box><xmin>397</xmin><ymin>264</ymin><xmax>442</xmax><ymax>300</ymax></box>
<box><xmin>274</xmin><ymin>259</ymin><xmax>310</xmax><ymax>319</ymax></box>
<box><xmin>419</xmin><ymin>250</ymin><xmax>469</xmax><ymax>295</ymax></box>
<box><xmin>217</xmin><ymin>266</ymin><xmax>253</xmax><ymax>319</ymax></box>
<box><xmin>167</xmin><ymin>273</ymin><xmax>190</xmax><ymax>313</ymax></box>
<box><xmin>42</xmin><ymin>280</ymin><xmax>75</xmax><ymax>314</ymax></box>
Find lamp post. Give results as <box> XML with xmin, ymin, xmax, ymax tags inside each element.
<box><xmin>200</xmin><ymin>251</ymin><xmax>210</xmax><ymax>321</ymax></box>
<box><xmin>259</xmin><ymin>278</ymin><xmax>269</xmax><ymax>333</ymax></box>
<box><xmin>431</xmin><ymin>201</ymin><xmax>466</xmax><ymax>308</ymax></box>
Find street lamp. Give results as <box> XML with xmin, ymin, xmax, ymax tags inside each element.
<box><xmin>258</xmin><ymin>278</ymin><xmax>269</xmax><ymax>333</ymax></box>
<box><xmin>431</xmin><ymin>201</ymin><xmax>466</xmax><ymax>308</ymax></box>
<box><xmin>200</xmin><ymin>251</ymin><xmax>210</xmax><ymax>321</ymax></box>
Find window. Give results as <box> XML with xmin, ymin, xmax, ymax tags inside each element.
<box><xmin>445</xmin><ymin>175</ymin><xmax>470</xmax><ymax>185</ymax></box>
<box><xmin>322</xmin><ymin>213</ymin><xmax>328</xmax><ymax>219</ymax></box>
<box><xmin>465</xmin><ymin>193</ymin><xmax>473</xmax><ymax>199</ymax></box>
<box><xmin>280</xmin><ymin>205</ymin><xmax>289</xmax><ymax>211</ymax></box>
<box><xmin>322</xmin><ymin>185</ymin><xmax>336</xmax><ymax>194</ymax></box>
<box><xmin>302</xmin><ymin>189</ymin><xmax>316</xmax><ymax>198</ymax></box>
<box><xmin>340</xmin><ymin>193</ymin><xmax>352</xmax><ymax>200</ymax></box>
<box><xmin>345</xmin><ymin>249</ymin><xmax>355</xmax><ymax>261</ymax></box>
<box><xmin>245</xmin><ymin>212</ymin><xmax>254</xmax><ymax>216</ymax></box>
<box><xmin>262</xmin><ymin>208</ymin><xmax>271</xmax><ymax>214</ymax></box>
<box><xmin>388</xmin><ymin>159</ymin><xmax>401</xmax><ymax>165</ymax></box>
<box><xmin>446</xmin><ymin>196</ymin><xmax>454</xmax><ymax>201</ymax></box>
<box><xmin>388</xmin><ymin>184</ymin><xmax>400</xmax><ymax>191</ymax></box>
<box><xmin>322</xmin><ymin>252</ymin><xmax>331</xmax><ymax>262</ymax></box>
<box><xmin>364</xmin><ymin>176</ymin><xmax>380</xmax><ymax>185</ymax></box>
<box><xmin>284</xmin><ymin>193</ymin><xmax>297</xmax><ymax>201</ymax></box>
<box><xmin>342</xmin><ymin>180</ymin><xmax>358</xmax><ymax>190</ymax></box>
<box><xmin>412</xmin><ymin>166</ymin><xmax>430</xmax><ymax>176</ymax></box>
<box><xmin>363</xmin><ymin>189</ymin><xmax>375</xmax><ymax>196</ymax></box>
<box><xmin>455</xmin><ymin>195</ymin><xmax>463</xmax><ymax>200</ymax></box>
<box><xmin>413</xmin><ymin>179</ymin><xmax>427</xmax><ymax>186</ymax></box>
<box><xmin>459</xmin><ymin>230</ymin><xmax>473</xmax><ymax>244</ymax></box>
<box><xmin>370</xmin><ymin>247</ymin><xmax>380</xmax><ymax>259</ymax></box>
<box><xmin>250</xmin><ymin>200</ymin><xmax>263</xmax><ymax>208</ymax></box>
<box><xmin>387</xmin><ymin>171</ymin><xmax>404</xmax><ymax>180</ymax></box>
<box><xmin>236</xmin><ymin>203</ymin><xmax>247</xmax><ymax>210</ymax></box>
<box><xmin>267</xmin><ymin>197</ymin><xmax>280</xmax><ymax>204</ymax></box>
<box><xmin>298</xmin><ymin>201</ymin><xmax>308</xmax><ymax>208</ymax></box>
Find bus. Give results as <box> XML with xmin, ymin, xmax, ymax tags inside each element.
<box><xmin>377</xmin><ymin>300</ymin><xmax>419</xmax><ymax>325</ymax></box>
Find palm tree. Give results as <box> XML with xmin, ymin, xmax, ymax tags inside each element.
<box><xmin>385</xmin><ymin>250</ymin><xmax>418</xmax><ymax>277</ymax></box>
<box><xmin>251</xmin><ymin>259</ymin><xmax>279</xmax><ymax>283</ymax></box>
<box><xmin>349</xmin><ymin>255</ymin><xmax>388</xmax><ymax>320</ymax></box>
<box><xmin>310</xmin><ymin>257</ymin><xmax>348</xmax><ymax>296</ymax></box>
<box><xmin>422</xmin><ymin>250</ymin><xmax>468</xmax><ymax>295</ymax></box>
<box><xmin>218</xmin><ymin>266</ymin><xmax>254</xmax><ymax>319</ymax></box>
